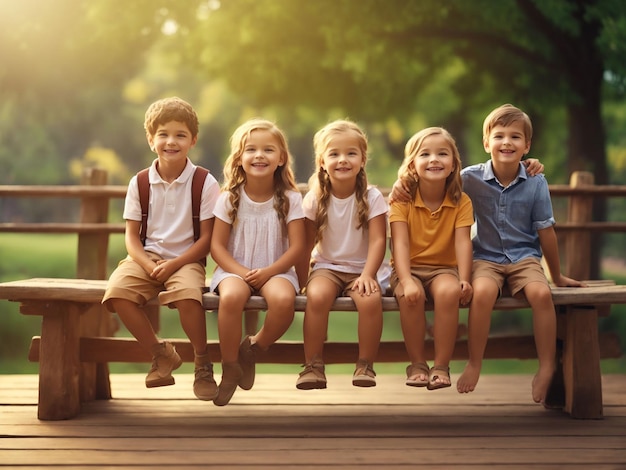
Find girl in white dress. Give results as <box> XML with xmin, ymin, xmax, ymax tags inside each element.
<box><xmin>210</xmin><ymin>119</ymin><xmax>305</xmax><ymax>406</ymax></box>
<box><xmin>295</xmin><ymin>120</ymin><xmax>387</xmax><ymax>390</ymax></box>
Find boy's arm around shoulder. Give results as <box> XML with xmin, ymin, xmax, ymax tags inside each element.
<box><xmin>523</xmin><ymin>158</ymin><xmax>544</xmax><ymax>176</ymax></box>
<box><xmin>537</xmin><ymin>226</ymin><xmax>587</xmax><ymax>287</ymax></box>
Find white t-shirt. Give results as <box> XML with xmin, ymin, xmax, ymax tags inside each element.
<box><xmin>302</xmin><ymin>186</ymin><xmax>388</xmax><ymax>274</ymax></box>
<box><xmin>210</xmin><ymin>187</ymin><xmax>304</xmax><ymax>292</ymax></box>
<box><xmin>123</xmin><ymin>159</ymin><xmax>219</xmax><ymax>259</ymax></box>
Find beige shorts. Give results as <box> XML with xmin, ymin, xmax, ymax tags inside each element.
<box><xmin>472</xmin><ymin>258</ymin><xmax>548</xmax><ymax>297</ymax></box>
<box><xmin>102</xmin><ymin>253</ymin><xmax>206</xmax><ymax>312</ymax></box>
<box><xmin>307</xmin><ymin>268</ymin><xmax>380</xmax><ymax>297</ymax></box>
<box><xmin>390</xmin><ymin>265</ymin><xmax>459</xmax><ymax>300</ymax></box>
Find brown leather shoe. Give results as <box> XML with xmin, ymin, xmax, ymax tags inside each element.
<box><xmin>214</xmin><ymin>362</ymin><xmax>243</xmax><ymax>406</ymax></box>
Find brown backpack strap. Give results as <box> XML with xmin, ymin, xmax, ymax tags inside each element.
<box><xmin>191</xmin><ymin>166</ymin><xmax>210</xmax><ymax>242</ymax></box>
<box><xmin>136</xmin><ymin>168</ymin><xmax>150</xmax><ymax>246</ymax></box>
<box><xmin>192</xmin><ymin>166</ymin><xmax>210</xmax><ymax>266</ymax></box>
<box><xmin>137</xmin><ymin>166</ymin><xmax>209</xmax><ymax>263</ymax></box>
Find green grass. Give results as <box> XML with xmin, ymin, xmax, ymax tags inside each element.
<box><xmin>1</xmin><ymin>233</ymin><xmax>625</xmax><ymax>374</ymax></box>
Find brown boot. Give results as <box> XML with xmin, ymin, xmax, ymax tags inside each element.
<box><xmin>238</xmin><ymin>335</ymin><xmax>259</xmax><ymax>390</ymax></box>
<box><xmin>193</xmin><ymin>353</ymin><xmax>218</xmax><ymax>401</ymax></box>
<box><xmin>214</xmin><ymin>362</ymin><xmax>243</xmax><ymax>407</ymax></box>
<box><xmin>145</xmin><ymin>341</ymin><xmax>183</xmax><ymax>388</ymax></box>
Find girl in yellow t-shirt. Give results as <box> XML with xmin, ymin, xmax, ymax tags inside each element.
<box><xmin>389</xmin><ymin>127</ymin><xmax>474</xmax><ymax>390</ymax></box>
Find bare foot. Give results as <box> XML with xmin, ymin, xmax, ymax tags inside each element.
<box><xmin>531</xmin><ymin>368</ymin><xmax>554</xmax><ymax>403</ymax></box>
<box><xmin>457</xmin><ymin>363</ymin><xmax>481</xmax><ymax>393</ymax></box>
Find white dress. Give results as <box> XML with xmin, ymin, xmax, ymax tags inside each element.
<box><xmin>210</xmin><ymin>188</ymin><xmax>304</xmax><ymax>292</ymax></box>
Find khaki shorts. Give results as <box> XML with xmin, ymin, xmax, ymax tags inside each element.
<box><xmin>102</xmin><ymin>253</ymin><xmax>206</xmax><ymax>312</ymax></box>
<box><xmin>472</xmin><ymin>258</ymin><xmax>548</xmax><ymax>297</ymax></box>
<box><xmin>307</xmin><ymin>268</ymin><xmax>380</xmax><ymax>297</ymax></box>
<box><xmin>390</xmin><ymin>265</ymin><xmax>459</xmax><ymax>301</ymax></box>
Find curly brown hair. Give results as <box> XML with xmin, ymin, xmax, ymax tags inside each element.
<box><xmin>144</xmin><ymin>97</ymin><xmax>199</xmax><ymax>138</ymax></box>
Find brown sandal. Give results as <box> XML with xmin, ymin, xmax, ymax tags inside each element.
<box><xmin>406</xmin><ymin>362</ymin><xmax>429</xmax><ymax>387</ymax></box>
<box><xmin>427</xmin><ymin>365</ymin><xmax>451</xmax><ymax>390</ymax></box>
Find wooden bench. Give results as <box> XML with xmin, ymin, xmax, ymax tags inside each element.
<box><xmin>0</xmin><ymin>277</ymin><xmax>624</xmax><ymax>421</ymax></box>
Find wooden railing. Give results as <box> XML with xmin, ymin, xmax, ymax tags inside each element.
<box><xmin>2</xmin><ymin>169</ymin><xmax>626</xmax><ymax>281</ymax></box>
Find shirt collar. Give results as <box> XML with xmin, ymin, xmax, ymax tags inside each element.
<box><xmin>413</xmin><ymin>189</ymin><xmax>456</xmax><ymax>209</ymax></box>
<box><xmin>148</xmin><ymin>158</ymin><xmax>195</xmax><ymax>184</ymax></box>
<box><xmin>482</xmin><ymin>160</ymin><xmax>528</xmax><ymax>184</ymax></box>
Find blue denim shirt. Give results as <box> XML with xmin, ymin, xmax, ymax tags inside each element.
<box><xmin>461</xmin><ymin>161</ymin><xmax>555</xmax><ymax>264</ymax></box>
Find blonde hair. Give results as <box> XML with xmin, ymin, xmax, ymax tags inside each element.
<box><xmin>222</xmin><ymin>118</ymin><xmax>298</xmax><ymax>225</ymax></box>
<box><xmin>144</xmin><ymin>97</ymin><xmax>199</xmax><ymax>138</ymax></box>
<box><xmin>397</xmin><ymin>127</ymin><xmax>463</xmax><ymax>205</ymax></box>
<box><xmin>482</xmin><ymin>103</ymin><xmax>533</xmax><ymax>142</ymax></box>
<box><xmin>308</xmin><ymin>120</ymin><xmax>370</xmax><ymax>244</ymax></box>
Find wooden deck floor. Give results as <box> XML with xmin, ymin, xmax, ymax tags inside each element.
<box><xmin>1</xmin><ymin>373</ymin><xmax>625</xmax><ymax>469</ymax></box>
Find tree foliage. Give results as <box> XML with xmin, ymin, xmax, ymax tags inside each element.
<box><xmin>182</xmin><ymin>0</ymin><xmax>625</xmax><ymax>180</ymax></box>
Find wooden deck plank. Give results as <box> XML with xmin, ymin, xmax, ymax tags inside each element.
<box><xmin>1</xmin><ymin>374</ymin><xmax>625</xmax><ymax>469</ymax></box>
<box><xmin>1</xmin><ymin>448</ymin><xmax>625</xmax><ymax>467</ymax></box>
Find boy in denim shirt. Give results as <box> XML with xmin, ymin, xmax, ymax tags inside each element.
<box><xmin>457</xmin><ymin>104</ymin><xmax>584</xmax><ymax>403</ymax></box>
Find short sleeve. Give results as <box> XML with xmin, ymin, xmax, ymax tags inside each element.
<box><xmin>122</xmin><ymin>176</ymin><xmax>141</xmax><ymax>222</ymax></box>
<box><xmin>302</xmin><ymin>191</ymin><xmax>317</xmax><ymax>221</ymax></box>
<box><xmin>367</xmin><ymin>187</ymin><xmax>389</xmax><ymax>220</ymax></box>
<box><xmin>389</xmin><ymin>200</ymin><xmax>410</xmax><ymax>224</ymax></box>
<box><xmin>199</xmin><ymin>173</ymin><xmax>220</xmax><ymax>221</ymax></box>
<box><xmin>456</xmin><ymin>193</ymin><xmax>474</xmax><ymax>228</ymax></box>
<box><xmin>286</xmin><ymin>190</ymin><xmax>305</xmax><ymax>223</ymax></box>
<box><xmin>212</xmin><ymin>192</ymin><xmax>233</xmax><ymax>224</ymax></box>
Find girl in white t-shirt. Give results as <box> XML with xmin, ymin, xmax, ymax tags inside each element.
<box><xmin>295</xmin><ymin>120</ymin><xmax>387</xmax><ymax>390</ymax></box>
<box><xmin>210</xmin><ymin>119</ymin><xmax>305</xmax><ymax>406</ymax></box>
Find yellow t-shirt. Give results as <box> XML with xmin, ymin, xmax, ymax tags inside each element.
<box><xmin>389</xmin><ymin>191</ymin><xmax>474</xmax><ymax>267</ymax></box>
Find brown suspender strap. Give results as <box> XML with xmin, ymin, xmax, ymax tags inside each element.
<box><xmin>136</xmin><ymin>166</ymin><xmax>209</xmax><ymax>264</ymax></box>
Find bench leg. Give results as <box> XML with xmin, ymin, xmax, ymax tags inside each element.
<box><xmin>79</xmin><ymin>304</ymin><xmax>113</xmax><ymax>401</ymax></box>
<box><xmin>562</xmin><ymin>306</ymin><xmax>603</xmax><ymax>419</ymax></box>
<box><xmin>37</xmin><ymin>302</ymin><xmax>82</xmax><ymax>420</ymax></box>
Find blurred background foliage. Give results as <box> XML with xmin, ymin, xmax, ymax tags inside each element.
<box><xmin>2</xmin><ymin>0</ymin><xmax>625</xmax><ymax>186</ymax></box>
<box><xmin>1</xmin><ymin>0</ymin><xmax>626</xmax><ymax>372</ymax></box>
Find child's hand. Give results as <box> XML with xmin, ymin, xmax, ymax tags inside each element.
<box><xmin>244</xmin><ymin>268</ymin><xmax>271</xmax><ymax>290</ymax></box>
<box><xmin>400</xmin><ymin>279</ymin><xmax>421</xmax><ymax>305</ymax></box>
<box><xmin>150</xmin><ymin>259</ymin><xmax>177</xmax><ymax>283</ymax></box>
<box><xmin>389</xmin><ymin>180</ymin><xmax>412</xmax><ymax>204</ymax></box>
<box><xmin>459</xmin><ymin>280</ymin><xmax>473</xmax><ymax>305</ymax></box>
<box><xmin>523</xmin><ymin>158</ymin><xmax>544</xmax><ymax>176</ymax></box>
<box><xmin>351</xmin><ymin>274</ymin><xmax>380</xmax><ymax>296</ymax></box>
<box><xmin>553</xmin><ymin>275</ymin><xmax>587</xmax><ymax>288</ymax></box>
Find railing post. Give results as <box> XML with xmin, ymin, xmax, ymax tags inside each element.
<box><xmin>77</xmin><ymin>168</ymin><xmax>110</xmax><ymax>279</ymax></box>
<box><xmin>565</xmin><ymin>171</ymin><xmax>594</xmax><ymax>280</ymax></box>
<box><xmin>77</xmin><ymin>168</ymin><xmax>113</xmax><ymax>401</ymax></box>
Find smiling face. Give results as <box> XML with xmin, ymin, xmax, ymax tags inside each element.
<box><xmin>240</xmin><ymin>129</ymin><xmax>284</xmax><ymax>178</ymax></box>
<box><xmin>147</xmin><ymin>120</ymin><xmax>197</xmax><ymax>165</ymax></box>
<box><xmin>411</xmin><ymin>133</ymin><xmax>455</xmax><ymax>183</ymax></box>
<box><xmin>483</xmin><ymin>120</ymin><xmax>531</xmax><ymax>165</ymax></box>
<box><xmin>320</xmin><ymin>130</ymin><xmax>365</xmax><ymax>188</ymax></box>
